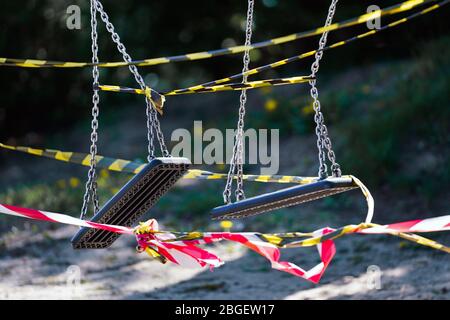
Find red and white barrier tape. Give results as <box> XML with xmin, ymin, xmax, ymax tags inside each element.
<box><xmin>360</xmin><ymin>216</ymin><xmax>450</xmax><ymax>234</ymax></box>
<box><xmin>0</xmin><ymin>203</ymin><xmax>448</xmax><ymax>283</ymax></box>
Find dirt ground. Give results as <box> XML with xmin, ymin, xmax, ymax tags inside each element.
<box><xmin>0</xmin><ymin>87</ymin><xmax>449</xmax><ymax>300</ymax></box>
<box><xmin>0</xmin><ymin>221</ymin><xmax>449</xmax><ymax>300</ymax></box>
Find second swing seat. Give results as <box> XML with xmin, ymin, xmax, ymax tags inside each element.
<box><xmin>211</xmin><ymin>176</ymin><xmax>358</xmax><ymax>220</ymax></box>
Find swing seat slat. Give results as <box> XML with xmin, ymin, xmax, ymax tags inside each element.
<box><xmin>71</xmin><ymin>157</ymin><xmax>190</xmax><ymax>249</ymax></box>
<box><xmin>211</xmin><ymin>177</ymin><xmax>358</xmax><ymax>220</ymax></box>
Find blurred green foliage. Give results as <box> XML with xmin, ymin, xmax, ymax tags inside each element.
<box><xmin>1</xmin><ymin>0</ymin><xmax>449</xmax><ymax>141</ymax></box>
<box><xmin>336</xmin><ymin>36</ymin><xmax>450</xmax><ymax>196</ymax></box>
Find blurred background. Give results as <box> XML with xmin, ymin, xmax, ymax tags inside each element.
<box><xmin>0</xmin><ymin>0</ymin><xmax>449</xmax><ymax>299</ymax></box>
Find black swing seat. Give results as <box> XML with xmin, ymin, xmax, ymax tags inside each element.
<box><xmin>211</xmin><ymin>176</ymin><xmax>358</xmax><ymax>220</ymax></box>
<box><xmin>72</xmin><ymin>157</ymin><xmax>190</xmax><ymax>249</ymax></box>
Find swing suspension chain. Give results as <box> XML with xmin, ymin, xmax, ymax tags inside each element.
<box><xmin>81</xmin><ymin>0</ymin><xmax>101</xmax><ymax>220</ymax></box>
<box><xmin>94</xmin><ymin>0</ymin><xmax>169</xmax><ymax>159</ymax></box>
<box><xmin>223</xmin><ymin>0</ymin><xmax>255</xmax><ymax>204</ymax></box>
<box><xmin>309</xmin><ymin>0</ymin><xmax>342</xmax><ymax>179</ymax></box>
<box><xmin>81</xmin><ymin>0</ymin><xmax>171</xmax><ymax>219</ymax></box>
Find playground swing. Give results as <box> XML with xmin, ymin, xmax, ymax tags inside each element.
<box><xmin>71</xmin><ymin>0</ymin><xmax>190</xmax><ymax>249</ymax></box>
<box><xmin>0</xmin><ymin>0</ymin><xmax>449</xmax><ymax>282</ymax></box>
<box><xmin>211</xmin><ymin>0</ymin><xmax>360</xmax><ymax>220</ymax></box>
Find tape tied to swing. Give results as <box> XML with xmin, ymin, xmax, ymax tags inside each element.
<box><xmin>94</xmin><ymin>84</ymin><xmax>165</xmax><ymax>114</ymax></box>
<box><xmin>135</xmin><ymin>220</ymin><xmax>169</xmax><ymax>264</ymax></box>
<box><xmin>144</xmin><ymin>86</ymin><xmax>165</xmax><ymax>115</ymax></box>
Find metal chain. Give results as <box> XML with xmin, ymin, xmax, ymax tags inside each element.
<box><xmin>309</xmin><ymin>0</ymin><xmax>341</xmax><ymax>178</ymax></box>
<box><xmin>95</xmin><ymin>0</ymin><xmax>169</xmax><ymax>159</ymax></box>
<box><xmin>80</xmin><ymin>0</ymin><xmax>101</xmax><ymax>220</ymax></box>
<box><xmin>223</xmin><ymin>0</ymin><xmax>254</xmax><ymax>203</ymax></box>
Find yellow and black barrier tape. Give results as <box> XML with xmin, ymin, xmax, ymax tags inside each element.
<box><xmin>97</xmin><ymin>75</ymin><xmax>314</xmax><ymax>98</ymax></box>
<box><xmin>0</xmin><ymin>0</ymin><xmax>436</xmax><ymax>68</ymax></box>
<box><xmin>169</xmin><ymin>0</ymin><xmax>448</xmax><ymax>94</ymax></box>
<box><xmin>93</xmin><ymin>84</ymin><xmax>165</xmax><ymax>114</ymax></box>
<box><xmin>154</xmin><ymin>222</ymin><xmax>450</xmax><ymax>253</ymax></box>
<box><xmin>0</xmin><ymin>142</ymin><xmax>319</xmax><ymax>185</ymax></box>
<box><xmin>273</xmin><ymin>223</ymin><xmax>450</xmax><ymax>253</ymax></box>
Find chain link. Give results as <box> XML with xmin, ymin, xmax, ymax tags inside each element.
<box><xmin>223</xmin><ymin>0</ymin><xmax>254</xmax><ymax>203</ymax></box>
<box><xmin>80</xmin><ymin>0</ymin><xmax>101</xmax><ymax>219</ymax></box>
<box><xmin>309</xmin><ymin>0</ymin><xmax>342</xmax><ymax>178</ymax></box>
<box><xmin>95</xmin><ymin>0</ymin><xmax>169</xmax><ymax>159</ymax></box>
